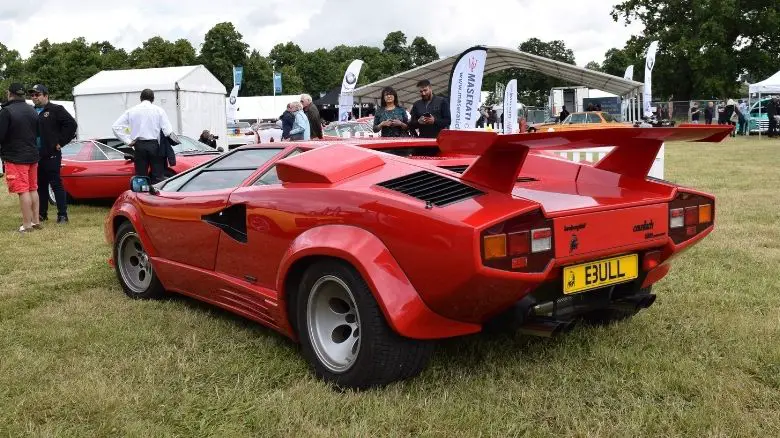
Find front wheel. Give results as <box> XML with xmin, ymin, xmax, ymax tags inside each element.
<box><xmin>113</xmin><ymin>222</ymin><xmax>165</xmax><ymax>299</ymax></box>
<box><xmin>296</xmin><ymin>260</ymin><xmax>433</xmax><ymax>389</ymax></box>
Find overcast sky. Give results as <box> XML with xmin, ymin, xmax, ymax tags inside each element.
<box><xmin>0</xmin><ymin>0</ymin><xmax>643</xmax><ymax>66</ymax></box>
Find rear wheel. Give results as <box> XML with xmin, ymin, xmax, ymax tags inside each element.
<box><xmin>113</xmin><ymin>222</ymin><xmax>165</xmax><ymax>299</ymax></box>
<box><xmin>296</xmin><ymin>260</ymin><xmax>433</xmax><ymax>389</ymax></box>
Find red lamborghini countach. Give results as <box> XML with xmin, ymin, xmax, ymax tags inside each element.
<box><xmin>105</xmin><ymin>126</ymin><xmax>730</xmax><ymax>388</ymax></box>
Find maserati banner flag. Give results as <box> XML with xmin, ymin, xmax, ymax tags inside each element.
<box><xmin>643</xmin><ymin>41</ymin><xmax>658</xmax><ymax>117</ymax></box>
<box><xmin>503</xmin><ymin>79</ymin><xmax>517</xmax><ymax>134</ymax></box>
<box><xmin>338</xmin><ymin>59</ymin><xmax>364</xmax><ymax>122</ymax></box>
<box><xmin>448</xmin><ymin>46</ymin><xmax>487</xmax><ymax>130</ymax></box>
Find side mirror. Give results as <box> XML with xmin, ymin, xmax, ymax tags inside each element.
<box><xmin>130</xmin><ymin>176</ymin><xmax>157</xmax><ymax>194</ymax></box>
<box><xmin>124</xmin><ymin>154</ymin><xmax>134</xmax><ymax>161</ymax></box>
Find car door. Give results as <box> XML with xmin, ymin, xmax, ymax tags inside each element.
<box><xmin>213</xmin><ymin>148</ymin><xmax>305</xmax><ymax>289</ymax></box>
<box><xmin>62</xmin><ymin>141</ymin><xmax>135</xmax><ymax>199</ymax></box>
<box><xmin>138</xmin><ymin>147</ymin><xmax>287</xmax><ymax>272</ymax></box>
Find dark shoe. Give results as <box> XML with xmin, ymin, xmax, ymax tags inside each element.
<box><xmin>56</xmin><ymin>216</ymin><xmax>69</xmax><ymax>224</ymax></box>
<box><xmin>39</xmin><ymin>215</ymin><xmax>48</xmax><ymax>222</ymax></box>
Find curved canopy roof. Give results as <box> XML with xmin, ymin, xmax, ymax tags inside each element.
<box><xmin>749</xmin><ymin>71</ymin><xmax>780</xmax><ymax>94</ymax></box>
<box><xmin>353</xmin><ymin>46</ymin><xmax>643</xmax><ymax>104</ymax></box>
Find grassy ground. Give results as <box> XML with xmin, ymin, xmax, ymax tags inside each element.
<box><xmin>1</xmin><ymin>136</ymin><xmax>779</xmax><ymax>437</ymax></box>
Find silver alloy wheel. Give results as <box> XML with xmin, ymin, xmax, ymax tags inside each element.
<box><xmin>48</xmin><ymin>184</ymin><xmax>55</xmax><ymax>205</ymax></box>
<box><xmin>117</xmin><ymin>231</ymin><xmax>153</xmax><ymax>293</ymax></box>
<box><xmin>306</xmin><ymin>275</ymin><xmax>362</xmax><ymax>373</ymax></box>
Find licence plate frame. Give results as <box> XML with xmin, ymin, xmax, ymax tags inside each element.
<box><xmin>563</xmin><ymin>254</ymin><xmax>638</xmax><ymax>295</ymax></box>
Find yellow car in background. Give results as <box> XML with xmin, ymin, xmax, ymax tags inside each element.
<box><xmin>529</xmin><ymin>111</ymin><xmax>627</xmax><ymax>132</ymax></box>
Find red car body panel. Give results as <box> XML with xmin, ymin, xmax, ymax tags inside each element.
<box><xmin>61</xmin><ymin>140</ymin><xmax>216</xmax><ymax>201</ymax></box>
<box><xmin>106</xmin><ymin>126</ymin><xmax>730</xmax><ymax>340</ymax></box>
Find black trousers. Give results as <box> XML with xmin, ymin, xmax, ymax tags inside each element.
<box><xmin>38</xmin><ymin>154</ymin><xmax>67</xmax><ymax>219</ymax></box>
<box><xmin>768</xmin><ymin>116</ymin><xmax>778</xmax><ymax>138</ymax></box>
<box><xmin>134</xmin><ymin>140</ymin><xmax>165</xmax><ymax>183</ymax></box>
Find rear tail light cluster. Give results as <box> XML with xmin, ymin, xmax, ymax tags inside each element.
<box><xmin>481</xmin><ymin>210</ymin><xmax>554</xmax><ymax>272</ymax></box>
<box><xmin>669</xmin><ymin>191</ymin><xmax>714</xmax><ymax>244</ymax></box>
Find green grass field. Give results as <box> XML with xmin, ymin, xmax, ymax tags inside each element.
<box><xmin>1</xmin><ymin>137</ymin><xmax>779</xmax><ymax>437</ymax></box>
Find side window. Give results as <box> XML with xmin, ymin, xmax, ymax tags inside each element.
<box><xmin>586</xmin><ymin>113</ymin><xmax>602</xmax><ymax>123</ymax></box>
<box><xmin>96</xmin><ymin>144</ymin><xmax>125</xmax><ymax>160</ymax></box>
<box><xmin>252</xmin><ymin>149</ymin><xmax>304</xmax><ymax>186</ymax></box>
<box><xmin>91</xmin><ymin>145</ymin><xmax>108</xmax><ymax>160</ymax></box>
<box><xmin>61</xmin><ymin>142</ymin><xmax>84</xmax><ymax>157</ymax></box>
<box><xmin>168</xmin><ymin>148</ymin><xmax>285</xmax><ymax>193</ymax></box>
<box><xmin>568</xmin><ymin>113</ymin><xmax>586</xmax><ymax>124</ymax></box>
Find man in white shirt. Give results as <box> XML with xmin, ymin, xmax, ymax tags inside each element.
<box><xmin>112</xmin><ymin>89</ymin><xmax>174</xmax><ymax>183</ymax></box>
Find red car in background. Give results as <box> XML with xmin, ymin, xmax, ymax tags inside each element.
<box><xmin>105</xmin><ymin>126</ymin><xmax>730</xmax><ymax>389</ymax></box>
<box><xmin>53</xmin><ymin>135</ymin><xmax>220</xmax><ymax>204</ymax></box>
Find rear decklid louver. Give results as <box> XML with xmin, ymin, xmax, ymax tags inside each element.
<box><xmin>377</xmin><ymin>170</ymin><xmax>484</xmax><ymax>207</ymax></box>
<box><xmin>439</xmin><ymin>165</ymin><xmax>468</xmax><ymax>174</ymax></box>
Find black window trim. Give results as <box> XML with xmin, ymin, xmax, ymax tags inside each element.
<box><xmin>249</xmin><ymin>147</ymin><xmax>306</xmax><ymax>186</ymax></box>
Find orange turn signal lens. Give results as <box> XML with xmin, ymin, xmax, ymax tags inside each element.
<box><xmin>483</xmin><ymin>234</ymin><xmax>507</xmax><ymax>260</ymax></box>
<box><xmin>698</xmin><ymin>204</ymin><xmax>712</xmax><ymax>224</ymax></box>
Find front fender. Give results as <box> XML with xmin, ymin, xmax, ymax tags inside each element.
<box><xmin>277</xmin><ymin>225</ymin><xmax>480</xmax><ymax>340</ymax></box>
<box><xmin>106</xmin><ymin>195</ymin><xmax>159</xmax><ymax>257</ymax></box>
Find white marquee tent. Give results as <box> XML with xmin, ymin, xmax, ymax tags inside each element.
<box><xmin>73</xmin><ymin>65</ymin><xmax>228</xmax><ymax>149</ymax></box>
<box><xmin>749</xmin><ymin>71</ymin><xmax>780</xmax><ymax>94</ymax></box>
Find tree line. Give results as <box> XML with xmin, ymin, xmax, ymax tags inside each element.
<box><xmin>0</xmin><ymin>1</ymin><xmax>776</xmax><ymax>104</ymax></box>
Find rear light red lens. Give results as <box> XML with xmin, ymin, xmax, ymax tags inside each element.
<box><xmin>507</xmin><ymin>231</ymin><xmax>530</xmax><ymax>256</ymax></box>
<box><xmin>511</xmin><ymin>257</ymin><xmax>528</xmax><ymax>269</ymax></box>
<box><xmin>684</xmin><ymin>206</ymin><xmax>698</xmax><ymax>226</ymax></box>
<box><xmin>532</xmin><ymin>229</ymin><xmax>551</xmax><ymax>239</ymax></box>
<box><xmin>531</xmin><ymin>227</ymin><xmax>552</xmax><ymax>253</ymax></box>
<box><xmin>643</xmin><ymin>250</ymin><xmax>662</xmax><ymax>271</ymax></box>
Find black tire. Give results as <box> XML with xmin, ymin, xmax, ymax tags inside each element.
<box><xmin>296</xmin><ymin>260</ymin><xmax>434</xmax><ymax>389</ymax></box>
<box><xmin>581</xmin><ymin>286</ymin><xmax>653</xmax><ymax>325</ymax></box>
<box><xmin>113</xmin><ymin>221</ymin><xmax>165</xmax><ymax>299</ymax></box>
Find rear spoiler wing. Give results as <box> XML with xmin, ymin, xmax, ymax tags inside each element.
<box><xmin>436</xmin><ymin>126</ymin><xmax>733</xmax><ymax>193</ymax></box>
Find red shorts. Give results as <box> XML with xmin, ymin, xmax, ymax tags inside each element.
<box><xmin>4</xmin><ymin>162</ymin><xmax>38</xmax><ymax>193</ymax></box>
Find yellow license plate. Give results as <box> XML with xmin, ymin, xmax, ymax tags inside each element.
<box><xmin>563</xmin><ymin>254</ymin><xmax>638</xmax><ymax>295</ymax></box>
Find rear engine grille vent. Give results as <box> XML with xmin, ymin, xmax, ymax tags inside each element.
<box><xmin>439</xmin><ymin>165</ymin><xmax>468</xmax><ymax>174</ymax></box>
<box><xmin>377</xmin><ymin>170</ymin><xmax>484</xmax><ymax>207</ymax></box>
<box><xmin>517</xmin><ymin>176</ymin><xmax>538</xmax><ymax>182</ymax></box>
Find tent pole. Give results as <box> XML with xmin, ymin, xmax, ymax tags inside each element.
<box><xmin>758</xmin><ymin>92</ymin><xmax>761</xmax><ymax>140</ymax></box>
<box><xmin>359</xmin><ymin>97</ymin><xmax>362</xmax><ymax>118</ymax></box>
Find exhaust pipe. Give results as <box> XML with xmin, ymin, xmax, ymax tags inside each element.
<box><xmin>608</xmin><ymin>293</ymin><xmax>657</xmax><ymax>313</ymax></box>
<box><xmin>517</xmin><ymin>318</ymin><xmax>576</xmax><ymax>338</ymax></box>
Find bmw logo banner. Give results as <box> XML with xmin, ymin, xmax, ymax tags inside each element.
<box><xmin>338</xmin><ymin>59</ymin><xmax>364</xmax><ymax>122</ymax></box>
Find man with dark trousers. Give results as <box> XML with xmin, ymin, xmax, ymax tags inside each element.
<box><xmin>408</xmin><ymin>79</ymin><xmax>451</xmax><ymax>138</ymax></box>
<box><xmin>112</xmin><ymin>89</ymin><xmax>174</xmax><ymax>183</ymax></box>
<box><xmin>29</xmin><ymin>84</ymin><xmax>77</xmax><ymax>224</ymax></box>
<box><xmin>767</xmin><ymin>96</ymin><xmax>778</xmax><ymax>139</ymax></box>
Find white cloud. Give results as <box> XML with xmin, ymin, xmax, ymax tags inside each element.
<box><xmin>1</xmin><ymin>0</ymin><xmax>643</xmax><ymax>66</ymax></box>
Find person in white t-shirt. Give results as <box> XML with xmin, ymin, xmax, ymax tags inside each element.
<box><xmin>111</xmin><ymin>89</ymin><xmax>174</xmax><ymax>183</ymax></box>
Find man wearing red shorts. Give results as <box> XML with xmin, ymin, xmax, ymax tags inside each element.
<box><xmin>0</xmin><ymin>83</ymin><xmax>41</xmax><ymax>232</ymax></box>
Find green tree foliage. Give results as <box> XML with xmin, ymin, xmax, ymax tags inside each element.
<box><xmin>241</xmin><ymin>50</ymin><xmax>273</xmax><ymax>96</ymax></box>
<box><xmin>409</xmin><ymin>37</ymin><xmax>439</xmax><ymax>67</ymax></box>
<box><xmin>612</xmin><ymin>0</ymin><xmax>780</xmax><ymax>99</ymax></box>
<box><xmin>129</xmin><ymin>37</ymin><xmax>196</xmax><ymax>68</ymax></box>
<box><xmin>0</xmin><ymin>43</ymin><xmax>25</xmax><ymax>95</ymax></box>
<box><xmin>584</xmin><ymin>61</ymin><xmax>601</xmax><ymax>71</ymax></box>
<box><xmin>199</xmin><ymin>22</ymin><xmax>249</xmax><ymax>91</ymax></box>
<box><xmin>25</xmin><ymin>38</ymin><xmax>104</xmax><ymax>100</ymax></box>
<box><xmin>269</xmin><ymin>42</ymin><xmax>304</xmax><ymax>68</ymax></box>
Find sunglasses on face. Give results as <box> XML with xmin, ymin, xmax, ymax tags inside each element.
<box><xmin>30</xmin><ymin>93</ymin><xmax>42</xmax><ymax>97</ymax></box>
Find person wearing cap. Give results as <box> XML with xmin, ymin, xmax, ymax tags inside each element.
<box><xmin>111</xmin><ymin>88</ymin><xmax>175</xmax><ymax>183</ymax></box>
<box><xmin>0</xmin><ymin>83</ymin><xmax>41</xmax><ymax>232</ymax></box>
<box><xmin>29</xmin><ymin>84</ymin><xmax>78</xmax><ymax>224</ymax></box>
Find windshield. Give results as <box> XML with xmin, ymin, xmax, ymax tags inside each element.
<box><xmin>173</xmin><ymin>136</ymin><xmax>220</xmax><ymax>154</ymax></box>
